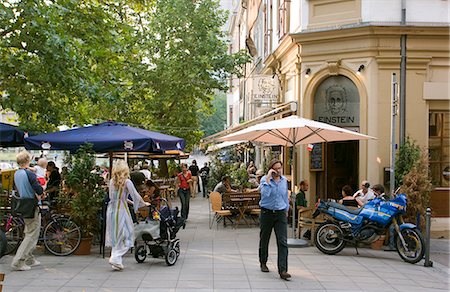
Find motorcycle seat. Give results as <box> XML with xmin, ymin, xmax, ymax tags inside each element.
<box><xmin>328</xmin><ymin>202</ymin><xmax>361</xmax><ymax>215</ymax></box>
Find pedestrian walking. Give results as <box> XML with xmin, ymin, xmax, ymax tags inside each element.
<box><xmin>11</xmin><ymin>151</ymin><xmax>44</xmax><ymax>271</ymax></box>
<box><xmin>189</xmin><ymin>160</ymin><xmax>199</xmax><ymax>197</ymax></box>
<box><xmin>258</xmin><ymin>159</ymin><xmax>290</xmax><ymax>280</ymax></box>
<box><xmin>199</xmin><ymin>162</ymin><xmax>210</xmax><ymax>197</ymax></box>
<box><xmin>176</xmin><ymin>163</ymin><xmax>192</xmax><ymax>220</ymax></box>
<box><xmin>106</xmin><ymin>160</ymin><xmax>149</xmax><ymax>271</ymax></box>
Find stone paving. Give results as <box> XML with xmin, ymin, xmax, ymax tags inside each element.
<box><xmin>0</xmin><ymin>196</ymin><xmax>448</xmax><ymax>292</ymax></box>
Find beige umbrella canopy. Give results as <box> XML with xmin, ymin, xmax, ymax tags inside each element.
<box><xmin>218</xmin><ymin>116</ymin><xmax>375</xmax><ymax>145</ymax></box>
<box><xmin>218</xmin><ymin>115</ymin><xmax>376</xmax><ymax>246</ymax></box>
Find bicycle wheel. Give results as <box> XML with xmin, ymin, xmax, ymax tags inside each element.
<box><xmin>0</xmin><ymin>216</ymin><xmax>24</xmax><ymax>255</ymax></box>
<box><xmin>43</xmin><ymin>217</ymin><xmax>81</xmax><ymax>256</ymax></box>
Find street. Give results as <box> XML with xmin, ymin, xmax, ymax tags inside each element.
<box><xmin>0</xmin><ymin>197</ymin><xmax>448</xmax><ymax>292</ymax></box>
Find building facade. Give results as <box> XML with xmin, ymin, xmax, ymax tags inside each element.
<box><xmin>208</xmin><ymin>0</ymin><xmax>449</xmax><ymax>217</ymax></box>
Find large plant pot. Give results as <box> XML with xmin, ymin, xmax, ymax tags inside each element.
<box><xmin>74</xmin><ymin>237</ymin><xmax>92</xmax><ymax>255</ymax></box>
<box><xmin>370</xmin><ymin>235</ymin><xmax>386</xmax><ymax>250</ymax></box>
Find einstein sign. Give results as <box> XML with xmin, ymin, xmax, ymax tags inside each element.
<box><xmin>313</xmin><ymin>76</ymin><xmax>359</xmax><ymax>127</ymax></box>
<box><xmin>251</xmin><ymin>76</ymin><xmax>279</xmax><ymax>102</ymax></box>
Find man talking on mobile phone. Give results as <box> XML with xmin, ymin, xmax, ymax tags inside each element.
<box><xmin>258</xmin><ymin>159</ymin><xmax>290</xmax><ymax>280</ymax></box>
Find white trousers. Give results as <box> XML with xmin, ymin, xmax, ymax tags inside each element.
<box><xmin>109</xmin><ymin>245</ymin><xmax>129</xmax><ymax>266</ymax></box>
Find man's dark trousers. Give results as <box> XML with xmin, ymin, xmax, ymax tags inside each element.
<box><xmin>259</xmin><ymin>209</ymin><xmax>288</xmax><ymax>273</ymax></box>
<box><xmin>178</xmin><ymin>188</ymin><xmax>190</xmax><ymax>220</ymax></box>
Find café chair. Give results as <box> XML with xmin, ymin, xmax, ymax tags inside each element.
<box><xmin>297</xmin><ymin>207</ymin><xmax>325</xmax><ymax>244</ymax></box>
<box><xmin>209</xmin><ymin>191</ymin><xmax>233</xmax><ymax>229</ymax></box>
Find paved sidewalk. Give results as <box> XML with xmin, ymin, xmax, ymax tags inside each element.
<box><xmin>0</xmin><ymin>197</ymin><xmax>449</xmax><ymax>292</ymax></box>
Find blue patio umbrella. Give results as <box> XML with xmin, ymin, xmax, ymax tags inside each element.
<box><xmin>0</xmin><ymin>122</ymin><xmax>27</xmax><ymax>147</ymax></box>
<box><xmin>24</xmin><ymin>121</ymin><xmax>185</xmax><ymax>153</ymax></box>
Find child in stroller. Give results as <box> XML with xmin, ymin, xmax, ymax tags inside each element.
<box><xmin>134</xmin><ymin>198</ymin><xmax>185</xmax><ymax>265</ymax></box>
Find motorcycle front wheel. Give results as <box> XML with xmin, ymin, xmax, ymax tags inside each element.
<box><xmin>315</xmin><ymin>222</ymin><xmax>346</xmax><ymax>255</ymax></box>
<box><xmin>396</xmin><ymin>228</ymin><xmax>425</xmax><ymax>264</ymax></box>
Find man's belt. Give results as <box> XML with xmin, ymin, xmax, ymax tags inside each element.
<box><xmin>261</xmin><ymin>207</ymin><xmax>285</xmax><ymax>213</ymax></box>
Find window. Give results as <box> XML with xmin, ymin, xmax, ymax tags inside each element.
<box><xmin>263</xmin><ymin>0</ymin><xmax>273</xmax><ymax>58</ymax></box>
<box><xmin>429</xmin><ymin>111</ymin><xmax>450</xmax><ymax>187</ymax></box>
<box><xmin>277</xmin><ymin>0</ymin><xmax>290</xmax><ymax>39</ymax></box>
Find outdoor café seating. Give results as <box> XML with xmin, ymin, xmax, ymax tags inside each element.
<box><xmin>209</xmin><ymin>191</ymin><xmax>233</xmax><ymax>229</ymax></box>
<box><xmin>297</xmin><ymin>207</ymin><xmax>325</xmax><ymax>244</ymax></box>
<box><xmin>222</xmin><ymin>191</ymin><xmax>260</xmax><ymax>227</ymax></box>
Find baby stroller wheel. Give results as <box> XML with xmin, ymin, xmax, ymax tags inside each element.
<box><xmin>165</xmin><ymin>248</ymin><xmax>178</xmax><ymax>266</ymax></box>
<box><xmin>173</xmin><ymin>241</ymin><xmax>180</xmax><ymax>256</ymax></box>
<box><xmin>135</xmin><ymin>245</ymin><xmax>147</xmax><ymax>263</ymax></box>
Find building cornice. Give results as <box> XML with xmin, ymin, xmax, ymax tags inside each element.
<box><xmin>262</xmin><ymin>35</ymin><xmax>295</xmax><ymax>75</ymax></box>
<box><xmin>291</xmin><ymin>25</ymin><xmax>450</xmax><ymax>44</ymax></box>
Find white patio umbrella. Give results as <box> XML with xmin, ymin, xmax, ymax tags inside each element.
<box><xmin>218</xmin><ymin>115</ymin><xmax>376</xmax><ymax>247</ymax></box>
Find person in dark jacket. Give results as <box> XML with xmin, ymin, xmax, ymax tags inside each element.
<box><xmin>188</xmin><ymin>160</ymin><xmax>199</xmax><ymax>198</ymax></box>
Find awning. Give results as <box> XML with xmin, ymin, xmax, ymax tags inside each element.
<box><xmin>97</xmin><ymin>150</ymin><xmax>189</xmax><ymax>160</ymax></box>
<box><xmin>206</xmin><ymin>140</ymin><xmax>246</xmax><ymax>153</ymax></box>
<box><xmin>201</xmin><ymin>101</ymin><xmax>297</xmax><ymax>146</ymax></box>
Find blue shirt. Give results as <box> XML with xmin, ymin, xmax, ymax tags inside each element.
<box><xmin>14</xmin><ymin>169</ymin><xmax>43</xmax><ymax>199</ymax></box>
<box><xmin>259</xmin><ymin>175</ymin><xmax>289</xmax><ymax>211</ymax></box>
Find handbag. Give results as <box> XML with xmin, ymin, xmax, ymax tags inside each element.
<box><xmin>12</xmin><ymin>196</ymin><xmax>38</xmax><ymax>219</ymax></box>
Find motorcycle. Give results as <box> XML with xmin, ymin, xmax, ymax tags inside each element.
<box><xmin>312</xmin><ymin>193</ymin><xmax>425</xmax><ymax>264</ymax></box>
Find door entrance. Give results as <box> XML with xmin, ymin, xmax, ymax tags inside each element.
<box><xmin>325</xmin><ymin>141</ymin><xmax>359</xmax><ymax>200</ymax></box>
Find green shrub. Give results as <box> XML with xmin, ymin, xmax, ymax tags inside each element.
<box><xmin>395</xmin><ymin>137</ymin><xmax>420</xmax><ymax>187</ymax></box>
<box><xmin>59</xmin><ymin>144</ymin><xmax>105</xmax><ymax>238</ymax></box>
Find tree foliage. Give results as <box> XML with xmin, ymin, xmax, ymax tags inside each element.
<box><xmin>199</xmin><ymin>91</ymin><xmax>227</xmax><ymax>137</ymax></box>
<box><xmin>0</xmin><ymin>0</ymin><xmax>249</xmax><ymax>148</ymax></box>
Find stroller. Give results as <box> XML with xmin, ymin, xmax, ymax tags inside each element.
<box><xmin>134</xmin><ymin>198</ymin><xmax>185</xmax><ymax>266</ymax></box>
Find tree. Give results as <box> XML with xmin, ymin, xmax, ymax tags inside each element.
<box><xmin>0</xmin><ymin>0</ymin><xmax>147</xmax><ymax>131</ymax></box>
<box><xmin>0</xmin><ymin>0</ymin><xmax>249</xmax><ymax>148</ymax></box>
<box><xmin>199</xmin><ymin>91</ymin><xmax>227</xmax><ymax>137</ymax></box>
<box><xmin>139</xmin><ymin>0</ymin><xmax>249</xmax><ymax>147</ymax></box>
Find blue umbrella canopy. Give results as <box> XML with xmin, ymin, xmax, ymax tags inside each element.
<box><xmin>0</xmin><ymin>122</ymin><xmax>27</xmax><ymax>147</ymax></box>
<box><xmin>24</xmin><ymin>121</ymin><xmax>185</xmax><ymax>153</ymax></box>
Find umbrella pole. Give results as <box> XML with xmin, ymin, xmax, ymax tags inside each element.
<box><xmin>287</xmin><ymin>142</ymin><xmax>308</xmax><ymax>248</ymax></box>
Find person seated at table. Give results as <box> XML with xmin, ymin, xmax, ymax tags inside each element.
<box><xmin>247</xmin><ymin>169</ymin><xmax>264</xmax><ymax>192</ymax></box>
<box><xmin>213</xmin><ymin>176</ymin><xmax>237</xmax><ymax>195</ymax></box>
<box><xmin>339</xmin><ymin>185</ymin><xmax>362</xmax><ymax>207</ymax></box>
<box><xmin>143</xmin><ymin>179</ymin><xmax>160</xmax><ymax>202</ymax></box>
<box><xmin>372</xmin><ymin>184</ymin><xmax>389</xmax><ymax>201</ymax></box>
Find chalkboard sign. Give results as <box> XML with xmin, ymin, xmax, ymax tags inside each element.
<box><xmin>310</xmin><ymin>143</ymin><xmax>324</xmax><ymax>171</ymax></box>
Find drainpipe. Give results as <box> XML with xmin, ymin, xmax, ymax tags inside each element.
<box><xmin>399</xmin><ymin>0</ymin><xmax>406</xmax><ymax>146</ymax></box>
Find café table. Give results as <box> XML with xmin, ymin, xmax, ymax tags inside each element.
<box><xmin>230</xmin><ymin>197</ymin><xmax>254</xmax><ymax>226</ymax></box>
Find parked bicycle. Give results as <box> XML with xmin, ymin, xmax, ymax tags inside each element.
<box><xmin>0</xmin><ymin>202</ymin><xmax>81</xmax><ymax>256</ymax></box>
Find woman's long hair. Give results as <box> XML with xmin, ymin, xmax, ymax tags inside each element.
<box><xmin>111</xmin><ymin>160</ymin><xmax>130</xmax><ymax>189</ymax></box>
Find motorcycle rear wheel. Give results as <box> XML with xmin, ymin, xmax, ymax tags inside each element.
<box><xmin>396</xmin><ymin>228</ymin><xmax>424</xmax><ymax>264</ymax></box>
<box><xmin>315</xmin><ymin>222</ymin><xmax>346</xmax><ymax>255</ymax></box>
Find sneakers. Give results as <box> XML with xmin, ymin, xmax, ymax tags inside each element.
<box><xmin>111</xmin><ymin>264</ymin><xmax>124</xmax><ymax>271</ymax></box>
<box><xmin>109</xmin><ymin>260</ymin><xmax>124</xmax><ymax>271</ymax></box>
<box><xmin>12</xmin><ymin>264</ymin><xmax>31</xmax><ymax>271</ymax></box>
<box><xmin>28</xmin><ymin>259</ymin><xmax>41</xmax><ymax>267</ymax></box>
<box><xmin>260</xmin><ymin>263</ymin><xmax>269</xmax><ymax>272</ymax></box>
<box><xmin>279</xmin><ymin>271</ymin><xmax>292</xmax><ymax>280</ymax></box>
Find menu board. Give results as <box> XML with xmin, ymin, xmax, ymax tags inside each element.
<box><xmin>310</xmin><ymin>143</ymin><xmax>324</xmax><ymax>171</ymax></box>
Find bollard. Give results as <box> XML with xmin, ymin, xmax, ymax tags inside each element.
<box><xmin>424</xmin><ymin>207</ymin><xmax>433</xmax><ymax>267</ymax></box>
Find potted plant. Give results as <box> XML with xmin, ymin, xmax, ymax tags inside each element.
<box><xmin>59</xmin><ymin>144</ymin><xmax>105</xmax><ymax>255</ymax></box>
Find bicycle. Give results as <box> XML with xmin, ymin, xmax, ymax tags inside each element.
<box><xmin>1</xmin><ymin>202</ymin><xmax>82</xmax><ymax>256</ymax></box>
